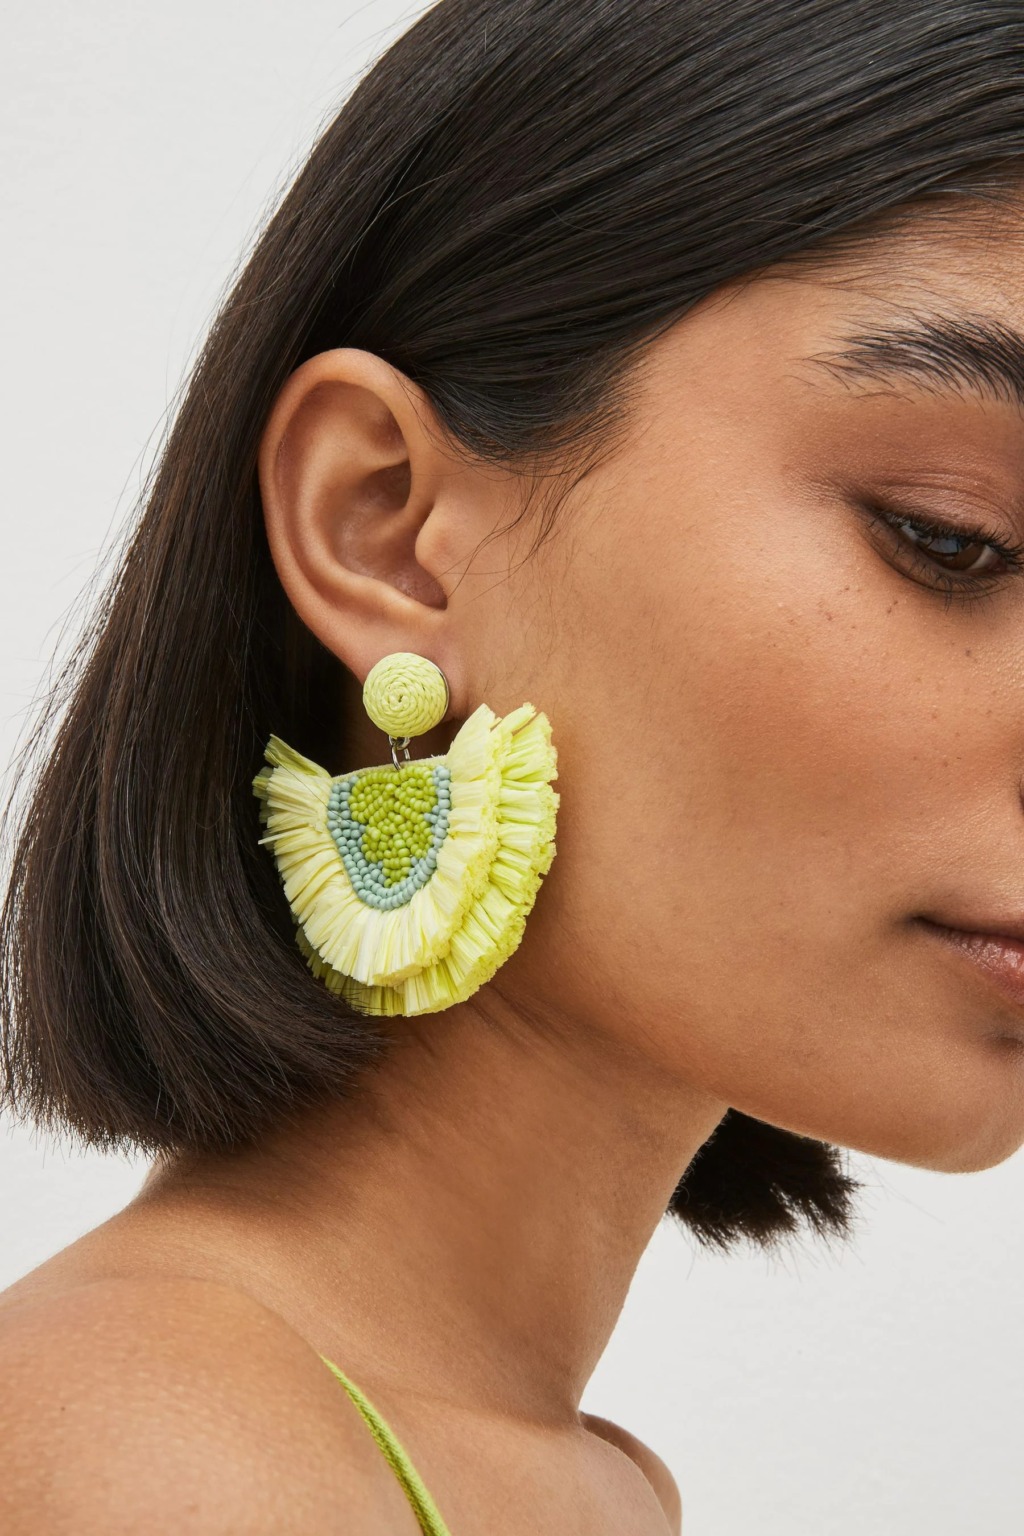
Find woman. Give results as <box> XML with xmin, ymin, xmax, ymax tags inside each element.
<box><xmin>3</xmin><ymin>0</ymin><xmax>1024</xmax><ymax>1529</ymax></box>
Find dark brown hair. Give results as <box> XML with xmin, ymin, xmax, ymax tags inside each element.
<box><xmin>4</xmin><ymin>0</ymin><xmax>1024</xmax><ymax>1253</ymax></box>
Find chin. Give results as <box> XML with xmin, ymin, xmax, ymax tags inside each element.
<box><xmin>859</xmin><ymin>1087</ymin><xmax>1024</xmax><ymax>1175</ymax></box>
<box><xmin>907</xmin><ymin>1123</ymin><xmax>1024</xmax><ymax>1175</ymax></box>
<box><xmin>767</xmin><ymin>1042</ymin><xmax>1024</xmax><ymax>1178</ymax></box>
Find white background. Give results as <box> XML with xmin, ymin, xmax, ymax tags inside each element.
<box><xmin>2</xmin><ymin>4</ymin><xmax>1023</xmax><ymax>1531</ymax></box>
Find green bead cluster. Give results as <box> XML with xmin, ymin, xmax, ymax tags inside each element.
<box><xmin>351</xmin><ymin>766</ymin><xmax>437</xmax><ymax>881</ymax></box>
<box><xmin>327</xmin><ymin>761</ymin><xmax>452</xmax><ymax>910</ymax></box>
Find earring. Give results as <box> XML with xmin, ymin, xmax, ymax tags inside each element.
<box><xmin>252</xmin><ymin>651</ymin><xmax>559</xmax><ymax>1017</ymax></box>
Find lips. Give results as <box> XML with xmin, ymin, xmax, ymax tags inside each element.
<box><xmin>918</xmin><ymin>917</ymin><xmax>1024</xmax><ymax>1015</ymax></box>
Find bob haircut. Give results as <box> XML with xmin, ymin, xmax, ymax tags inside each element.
<box><xmin>4</xmin><ymin>0</ymin><xmax>1024</xmax><ymax>1254</ymax></box>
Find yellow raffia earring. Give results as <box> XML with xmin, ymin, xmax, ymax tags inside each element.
<box><xmin>252</xmin><ymin>652</ymin><xmax>559</xmax><ymax>1017</ymax></box>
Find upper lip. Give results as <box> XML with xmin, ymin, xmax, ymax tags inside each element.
<box><xmin>920</xmin><ymin>914</ymin><xmax>1024</xmax><ymax>947</ymax></box>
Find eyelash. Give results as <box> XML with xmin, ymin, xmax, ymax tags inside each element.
<box><xmin>862</xmin><ymin>500</ymin><xmax>1024</xmax><ymax>611</ymax></box>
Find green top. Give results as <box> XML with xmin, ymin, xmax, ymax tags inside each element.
<box><xmin>318</xmin><ymin>1354</ymin><xmax>453</xmax><ymax>1535</ymax></box>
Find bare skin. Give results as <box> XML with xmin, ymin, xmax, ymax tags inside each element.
<box><xmin>6</xmin><ymin>198</ymin><xmax>1024</xmax><ymax>1533</ymax></box>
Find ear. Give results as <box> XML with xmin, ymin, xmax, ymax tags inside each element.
<box><xmin>256</xmin><ymin>347</ymin><xmax>505</xmax><ymax>719</ymax></box>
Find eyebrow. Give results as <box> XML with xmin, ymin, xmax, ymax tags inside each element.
<box><xmin>807</xmin><ymin>310</ymin><xmax>1024</xmax><ymax>415</ymax></box>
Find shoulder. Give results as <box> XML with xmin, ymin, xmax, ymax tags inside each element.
<box><xmin>582</xmin><ymin>1411</ymin><xmax>683</xmax><ymax>1534</ymax></box>
<box><xmin>0</xmin><ymin>1274</ymin><xmax>410</xmax><ymax>1536</ymax></box>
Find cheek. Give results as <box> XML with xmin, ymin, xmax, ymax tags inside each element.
<box><xmin>519</xmin><ymin>458</ymin><xmax>1024</xmax><ymax>1168</ymax></box>
<box><xmin>556</xmin><ymin>473</ymin><xmax>935</xmax><ymax>960</ymax></box>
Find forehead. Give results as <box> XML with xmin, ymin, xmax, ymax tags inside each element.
<box><xmin>789</xmin><ymin>191</ymin><xmax>1024</xmax><ymax>419</ymax></box>
<box><xmin>800</xmin><ymin>184</ymin><xmax>1024</xmax><ymax>315</ymax></box>
<box><xmin>639</xmin><ymin>184</ymin><xmax>1024</xmax><ymax>408</ymax></box>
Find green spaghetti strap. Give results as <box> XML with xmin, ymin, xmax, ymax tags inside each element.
<box><xmin>318</xmin><ymin>1354</ymin><xmax>454</xmax><ymax>1536</ymax></box>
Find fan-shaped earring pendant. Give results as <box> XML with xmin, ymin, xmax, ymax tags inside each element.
<box><xmin>252</xmin><ymin>652</ymin><xmax>559</xmax><ymax>1017</ymax></box>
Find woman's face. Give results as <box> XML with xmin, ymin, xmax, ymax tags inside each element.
<box><xmin>466</xmin><ymin>201</ymin><xmax>1024</xmax><ymax>1174</ymax></box>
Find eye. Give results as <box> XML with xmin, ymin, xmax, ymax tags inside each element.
<box><xmin>860</xmin><ymin>499</ymin><xmax>1024</xmax><ymax>605</ymax></box>
<box><xmin>893</xmin><ymin>517</ymin><xmax>1005</xmax><ymax>575</ymax></box>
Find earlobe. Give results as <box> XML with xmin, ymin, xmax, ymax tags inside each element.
<box><xmin>256</xmin><ymin>347</ymin><xmax>455</xmax><ymax>677</ymax></box>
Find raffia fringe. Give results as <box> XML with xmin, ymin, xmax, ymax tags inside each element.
<box><xmin>253</xmin><ymin>702</ymin><xmax>558</xmax><ymax>1017</ymax></box>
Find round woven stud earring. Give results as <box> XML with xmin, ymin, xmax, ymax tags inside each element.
<box><xmin>253</xmin><ymin>651</ymin><xmax>559</xmax><ymax>1017</ymax></box>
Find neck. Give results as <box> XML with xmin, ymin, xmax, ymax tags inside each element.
<box><xmin>133</xmin><ymin>988</ymin><xmax>725</xmax><ymax>1426</ymax></box>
